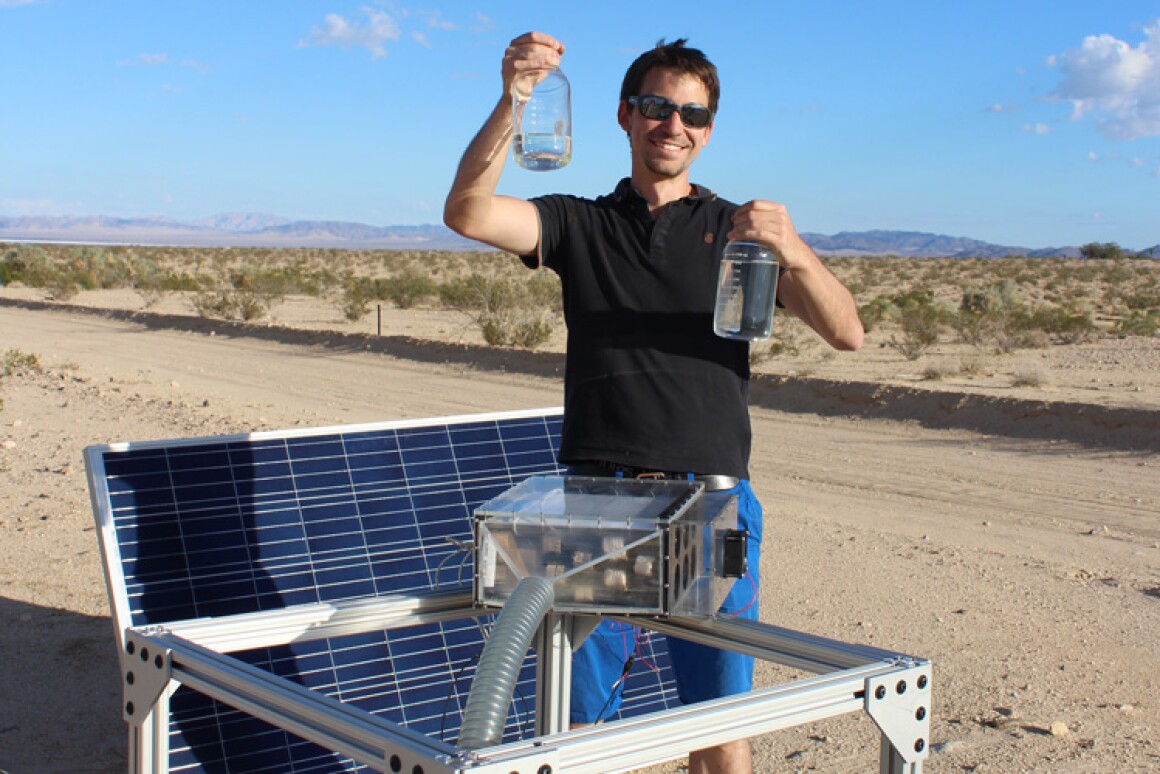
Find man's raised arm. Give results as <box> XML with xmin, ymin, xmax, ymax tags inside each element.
<box><xmin>443</xmin><ymin>32</ymin><xmax>564</xmax><ymax>257</ymax></box>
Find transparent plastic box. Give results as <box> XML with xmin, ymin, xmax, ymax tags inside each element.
<box><xmin>473</xmin><ymin>476</ymin><xmax>738</xmax><ymax>617</ymax></box>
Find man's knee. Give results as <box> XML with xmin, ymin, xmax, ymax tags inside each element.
<box><xmin>687</xmin><ymin>738</ymin><xmax>752</xmax><ymax>774</ymax></box>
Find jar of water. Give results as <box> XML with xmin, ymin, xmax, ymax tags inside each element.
<box><xmin>512</xmin><ymin>66</ymin><xmax>571</xmax><ymax>171</ymax></box>
<box><xmin>713</xmin><ymin>241</ymin><xmax>779</xmax><ymax>341</ymax></box>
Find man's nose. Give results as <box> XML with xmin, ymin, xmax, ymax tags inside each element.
<box><xmin>660</xmin><ymin>109</ymin><xmax>684</xmax><ymax>131</ymax></box>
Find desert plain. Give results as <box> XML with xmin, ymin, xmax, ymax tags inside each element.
<box><xmin>0</xmin><ymin>247</ymin><xmax>1158</xmax><ymax>773</ymax></box>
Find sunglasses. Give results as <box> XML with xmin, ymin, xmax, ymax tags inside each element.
<box><xmin>627</xmin><ymin>95</ymin><xmax>713</xmax><ymax>129</ymax></box>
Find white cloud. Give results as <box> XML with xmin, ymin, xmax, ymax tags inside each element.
<box><xmin>1048</xmin><ymin>19</ymin><xmax>1160</xmax><ymax>140</ymax></box>
<box><xmin>116</xmin><ymin>53</ymin><xmax>170</xmax><ymax>67</ymax></box>
<box><xmin>472</xmin><ymin>12</ymin><xmax>495</xmax><ymax>34</ymax></box>
<box><xmin>417</xmin><ymin>9</ymin><xmax>455</xmax><ymax>31</ymax></box>
<box><xmin>180</xmin><ymin>59</ymin><xmax>211</xmax><ymax>75</ymax></box>
<box><xmin>1022</xmin><ymin>122</ymin><xmax>1051</xmax><ymax>135</ymax></box>
<box><xmin>987</xmin><ymin>103</ymin><xmax>1022</xmax><ymax>114</ymax></box>
<box><xmin>300</xmin><ymin>7</ymin><xmax>401</xmax><ymax>59</ymax></box>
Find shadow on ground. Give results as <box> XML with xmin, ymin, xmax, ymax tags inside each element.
<box><xmin>4</xmin><ymin>297</ymin><xmax>1157</xmax><ymax>453</ymax></box>
<box><xmin>0</xmin><ymin>596</ymin><xmax>124</xmax><ymax>773</ymax></box>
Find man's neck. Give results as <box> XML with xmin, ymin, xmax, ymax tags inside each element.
<box><xmin>630</xmin><ymin>172</ymin><xmax>694</xmax><ymax>214</ymax></box>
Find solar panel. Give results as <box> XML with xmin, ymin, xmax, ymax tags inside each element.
<box><xmin>87</xmin><ymin>408</ymin><xmax>682</xmax><ymax>772</ymax></box>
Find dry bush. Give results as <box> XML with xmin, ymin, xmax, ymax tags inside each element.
<box><xmin>7</xmin><ymin>244</ymin><xmax>1157</xmax><ymax>351</ymax></box>
<box><xmin>440</xmin><ymin>273</ymin><xmax>558</xmax><ymax>349</ymax></box>
<box><xmin>921</xmin><ymin>361</ymin><xmax>956</xmax><ymax>381</ymax></box>
<box><xmin>1011</xmin><ymin>368</ymin><xmax>1049</xmax><ymax>388</ymax></box>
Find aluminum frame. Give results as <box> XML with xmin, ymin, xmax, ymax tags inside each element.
<box><xmin>85</xmin><ymin>408</ymin><xmax>931</xmax><ymax>773</ymax></box>
<box><xmin>118</xmin><ymin>590</ymin><xmax>929</xmax><ymax>774</ymax></box>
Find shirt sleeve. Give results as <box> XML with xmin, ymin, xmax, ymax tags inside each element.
<box><xmin>527</xmin><ymin>195</ymin><xmax>569</xmax><ymax>273</ymax></box>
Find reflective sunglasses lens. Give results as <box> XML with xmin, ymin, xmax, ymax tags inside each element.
<box><xmin>639</xmin><ymin>96</ymin><xmax>675</xmax><ymax>121</ymax></box>
<box><xmin>680</xmin><ymin>106</ymin><xmax>712</xmax><ymax>128</ymax></box>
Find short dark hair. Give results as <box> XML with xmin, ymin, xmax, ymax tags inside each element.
<box><xmin>620</xmin><ymin>38</ymin><xmax>720</xmax><ymax>116</ymax></box>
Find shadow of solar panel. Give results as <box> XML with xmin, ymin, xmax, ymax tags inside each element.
<box><xmin>89</xmin><ymin>409</ymin><xmax>683</xmax><ymax>772</ymax></box>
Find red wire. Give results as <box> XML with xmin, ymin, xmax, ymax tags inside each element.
<box><xmin>633</xmin><ymin>629</ymin><xmax>662</xmax><ymax>674</ymax></box>
<box><xmin>725</xmin><ymin>571</ymin><xmax>758</xmax><ymax>617</ymax></box>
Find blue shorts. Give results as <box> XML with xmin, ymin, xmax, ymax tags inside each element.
<box><xmin>570</xmin><ymin>480</ymin><xmax>763</xmax><ymax>723</ymax></box>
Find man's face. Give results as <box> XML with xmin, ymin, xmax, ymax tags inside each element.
<box><xmin>618</xmin><ymin>66</ymin><xmax>714</xmax><ymax>182</ymax></box>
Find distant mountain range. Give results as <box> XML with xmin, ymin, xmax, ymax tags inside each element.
<box><xmin>1</xmin><ymin>213</ymin><xmax>1155</xmax><ymax>258</ymax></box>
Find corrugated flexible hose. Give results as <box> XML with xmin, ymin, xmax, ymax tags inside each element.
<box><xmin>457</xmin><ymin>576</ymin><xmax>556</xmax><ymax>750</ymax></box>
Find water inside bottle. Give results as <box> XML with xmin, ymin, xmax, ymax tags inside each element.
<box><xmin>512</xmin><ymin>66</ymin><xmax>571</xmax><ymax>171</ymax></box>
<box><xmin>513</xmin><ymin>132</ymin><xmax>572</xmax><ymax>171</ymax></box>
<box><xmin>713</xmin><ymin>244</ymin><xmax>778</xmax><ymax>341</ymax></box>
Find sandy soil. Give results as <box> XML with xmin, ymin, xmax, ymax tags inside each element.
<box><xmin>0</xmin><ymin>290</ymin><xmax>1158</xmax><ymax>773</ymax></box>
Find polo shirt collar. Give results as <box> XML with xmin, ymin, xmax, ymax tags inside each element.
<box><xmin>612</xmin><ymin>177</ymin><xmax>717</xmax><ymax>206</ymax></box>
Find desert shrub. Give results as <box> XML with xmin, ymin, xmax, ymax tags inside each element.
<box><xmin>130</xmin><ymin>256</ymin><xmax>171</xmax><ymax>307</ymax></box>
<box><xmin>383</xmin><ymin>268</ymin><xmax>438</xmax><ymax>309</ymax></box>
<box><xmin>921</xmin><ymin>361</ymin><xmax>956</xmax><ymax>381</ymax></box>
<box><xmin>2</xmin><ymin>349</ymin><xmax>41</xmax><ymax>376</ymax></box>
<box><xmin>338</xmin><ymin>275</ymin><xmax>396</xmax><ymax>320</ymax></box>
<box><xmin>958</xmin><ymin>354</ymin><xmax>988</xmax><ymax>376</ymax></box>
<box><xmin>1112</xmin><ymin>310</ymin><xmax>1159</xmax><ymax>337</ymax></box>
<box><xmin>954</xmin><ymin>280</ymin><xmax>1092</xmax><ymax>350</ymax></box>
<box><xmin>888</xmin><ymin>302</ymin><xmax>944</xmax><ymax>360</ymax></box>
<box><xmin>749</xmin><ymin>320</ymin><xmax>805</xmax><ymax>366</ymax></box>
<box><xmin>229</xmin><ymin>267</ymin><xmax>292</xmax><ymax>311</ymax></box>
<box><xmin>960</xmin><ymin>280</ymin><xmax>1019</xmax><ymax>315</ymax></box>
<box><xmin>0</xmin><ymin>349</ymin><xmax>41</xmax><ymax>412</ymax></box>
<box><xmin>1080</xmin><ymin>242</ymin><xmax>1126</xmax><ymax>261</ymax></box>
<box><xmin>1120</xmin><ymin>291</ymin><xmax>1160</xmax><ymax>311</ymax></box>
<box><xmin>0</xmin><ymin>248</ymin><xmax>26</xmax><ymax>285</ymax></box>
<box><xmin>857</xmin><ymin>297</ymin><xmax>894</xmax><ymax>333</ymax></box>
<box><xmin>878</xmin><ymin>288</ymin><xmax>947</xmax><ymax>360</ymax></box>
<box><xmin>340</xmin><ymin>278</ymin><xmax>374</xmax><ymax>322</ymax></box>
<box><xmin>1011</xmin><ymin>368</ymin><xmax>1048</xmax><ymax>388</ymax></box>
<box><xmin>440</xmin><ymin>273</ymin><xmax>556</xmax><ymax>349</ymax></box>
<box><xmin>189</xmin><ymin>289</ymin><xmax>266</xmax><ymax>321</ymax></box>
<box><xmin>1027</xmin><ymin>304</ymin><xmax>1097</xmax><ymax>344</ymax></box>
<box><xmin>482</xmin><ymin>314</ymin><xmax>554</xmax><ymax>349</ymax></box>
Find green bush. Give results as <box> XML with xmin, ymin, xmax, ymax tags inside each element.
<box><xmin>0</xmin><ymin>249</ymin><xmax>26</xmax><ymax>285</ymax></box>
<box><xmin>2</xmin><ymin>349</ymin><xmax>42</xmax><ymax>376</ymax></box>
<box><xmin>383</xmin><ymin>268</ymin><xmax>438</xmax><ymax>309</ymax></box>
<box><xmin>1027</xmin><ymin>305</ymin><xmax>1097</xmax><ymax>344</ymax></box>
<box><xmin>1112</xmin><ymin>310</ymin><xmax>1159</xmax><ymax>337</ymax></box>
<box><xmin>888</xmin><ymin>302</ymin><xmax>944</xmax><ymax>360</ymax></box>
<box><xmin>857</xmin><ymin>297</ymin><xmax>895</xmax><ymax>333</ymax></box>
<box><xmin>189</xmin><ymin>289</ymin><xmax>267</xmax><ymax>321</ymax></box>
<box><xmin>440</xmin><ymin>273</ymin><xmax>557</xmax><ymax>349</ymax></box>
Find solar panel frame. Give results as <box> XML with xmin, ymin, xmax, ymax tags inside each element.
<box><xmin>86</xmin><ymin>408</ymin><xmax>683</xmax><ymax>773</ymax></box>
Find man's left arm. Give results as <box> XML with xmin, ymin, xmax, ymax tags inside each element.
<box><xmin>730</xmin><ymin>200</ymin><xmax>864</xmax><ymax>351</ymax></box>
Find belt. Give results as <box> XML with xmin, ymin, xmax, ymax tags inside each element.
<box><xmin>568</xmin><ymin>461</ymin><xmax>739</xmax><ymax>493</ymax></box>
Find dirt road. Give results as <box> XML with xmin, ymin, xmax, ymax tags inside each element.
<box><xmin>1</xmin><ymin>304</ymin><xmax>1157</xmax><ymax>772</ymax></box>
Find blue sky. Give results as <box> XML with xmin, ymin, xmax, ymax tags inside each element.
<box><xmin>2</xmin><ymin>1</ymin><xmax>1158</xmax><ymax>250</ymax></box>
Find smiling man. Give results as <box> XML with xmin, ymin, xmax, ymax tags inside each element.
<box><xmin>444</xmin><ymin>32</ymin><xmax>863</xmax><ymax>773</ymax></box>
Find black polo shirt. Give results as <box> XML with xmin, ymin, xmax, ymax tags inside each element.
<box><xmin>528</xmin><ymin>178</ymin><xmax>752</xmax><ymax>479</ymax></box>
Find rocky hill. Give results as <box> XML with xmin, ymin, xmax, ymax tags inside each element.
<box><xmin>1</xmin><ymin>214</ymin><xmax>1152</xmax><ymax>257</ymax></box>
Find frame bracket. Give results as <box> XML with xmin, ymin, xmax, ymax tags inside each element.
<box><xmin>122</xmin><ymin>628</ymin><xmax>175</xmax><ymax>724</ymax></box>
<box><xmin>864</xmin><ymin>660</ymin><xmax>932</xmax><ymax>766</ymax></box>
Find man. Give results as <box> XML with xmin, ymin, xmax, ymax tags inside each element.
<box><xmin>444</xmin><ymin>31</ymin><xmax>863</xmax><ymax>774</ymax></box>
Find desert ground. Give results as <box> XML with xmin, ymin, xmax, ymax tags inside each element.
<box><xmin>0</xmin><ymin>271</ymin><xmax>1158</xmax><ymax>772</ymax></box>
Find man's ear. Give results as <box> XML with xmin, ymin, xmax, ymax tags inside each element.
<box><xmin>617</xmin><ymin>100</ymin><xmax>632</xmax><ymax>132</ymax></box>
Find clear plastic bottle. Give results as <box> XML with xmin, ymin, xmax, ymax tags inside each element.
<box><xmin>512</xmin><ymin>66</ymin><xmax>572</xmax><ymax>171</ymax></box>
<box><xmin>713</xmin><ymin>241</ymin><xmax>779</xmax><ymax>341</ymax></box>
